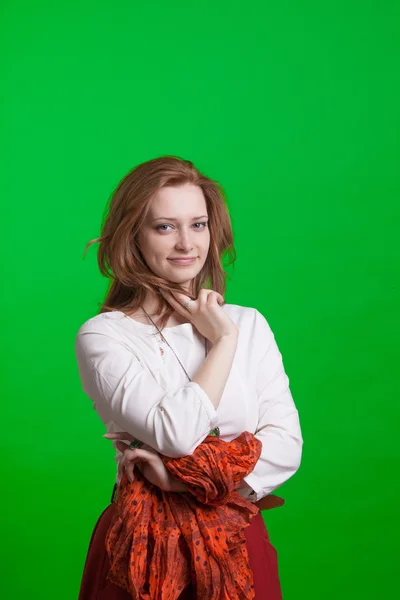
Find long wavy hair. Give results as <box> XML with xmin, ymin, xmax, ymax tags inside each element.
<box><xmin>83</xmin><ymin>155</ymin><xmax>236</xmax><ymax>330</ymax></box>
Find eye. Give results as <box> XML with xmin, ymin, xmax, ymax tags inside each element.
<box><xmin>155</xmin><ymin>222</ymin><xmax>208</xmax><ymax>232</ymax></box>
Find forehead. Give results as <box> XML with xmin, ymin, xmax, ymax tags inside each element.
<box><xmin>148</xmin><ymin>184</ymin><xmax>207</xmax><ymax>219</ymax></box>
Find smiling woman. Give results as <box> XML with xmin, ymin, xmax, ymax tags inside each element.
<box><xmin>136</xmin><ymin>183</ymin><xmax>211</xmax><ymax>290</ymax></box>
<box><xmin>82</xmin><ymin>155</ymin><xmax>236</xmax><ymax>331</ymax></box>
<box><xmin>75</xmin><ymin>155</ymin><xmax>303</xmax><ymax>599</ymax></box>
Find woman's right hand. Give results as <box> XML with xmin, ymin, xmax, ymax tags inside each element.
<box><xmin>161</xmin><ymin>288</ymin><xmax>238</xmax><ymax>344</ymax></box>
<box><xmin>107</xmin><ymin>434</ymin><xmax>189</xmax><ymax>492</ymax></box>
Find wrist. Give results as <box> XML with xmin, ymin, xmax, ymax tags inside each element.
<box><xmin>213</xmin><ymin>332</ymin><xmax>238</xmax><ymax>346</ymax></box>
<box><xmin>168</xmin><ymin>480</ymin><xmax>190</xmax><ymax>492</ymax></box>
<box><xmin>166</xmin><ymin>474</ymin><xmax>190</xmax><ymax>493</ymax></box>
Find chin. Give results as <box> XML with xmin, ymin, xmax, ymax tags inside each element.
<box><xmin>153</xmin><ymin>261</ymin><xmax>204</xmax><ymax>283</ymax></box>
<box><xmin>167</xmin><ymin>276</ymin><xmax>196</xmax><ymax>284</ymax></box>
<box><xmin>162</xmin><ymin>269</ymin><xmax>201</xmax><ymax>284</ymax></box>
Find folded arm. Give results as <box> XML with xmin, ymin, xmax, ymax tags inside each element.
<box><xmin>75</xmin><ymin>329</ymin><xmax>219</xmax><ymax>458</ymax></box>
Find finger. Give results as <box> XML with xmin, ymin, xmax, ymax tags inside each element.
<box><xmin>125</xmin><ymin>462</ymin><xmax>135</xmax><ymax>482</ymax></box>
<box><xmin>123</xmin><ymin>450</ymin><xmax>141</xmax><ymax>462</ymax></box>
<box><xmin>135</xmin><ymin>461</ymin><xmax>144</xmax><ymax>474</ymax></box>
<box><xmin>123</xmin><ymin>448</ymin><xmax>154</xmax><ymax>464</ymax></box>
<box><xmin>115</xmin><ymin>441</ymin><xmax>130</xmax><ymax>453</ymax></box>
<box><xmin>161</xmin><ymin>290</ymin><xmax>185</xmax><ymax>311</ymax></box>
<box><xmin>162</xmin><ymin>290</ymin><xmax>194</xmax><ymax>315</ymax></box>
<box><xmin>118</xmin><ymin>459</ymin><xmax>126</xmax><ymax>478</ymax></box>
<box><xmin>172</xmin><ymin>291</ymin><xmax>193</xmax><ymax>308</ymax></box>
<box><xmin>104</xmin><ymin>432</ymin><xmax>134</xmax><ymax>442</ymax></box>
<box><xmin>121</xmin><ymin>454</ymin><xmax>140</xmax><ymax>480</ymax></box>
<box><xmin>124</xmin><ymin>448</ymin><xmax>158</xmax><ymax>462</ymax></box>
<box><xmin>197</xmin><ymin>288</ymin><xmax>223</xmax><ymax>305</ymax></box>
<box><xmin>207</xmin><ymin>291</ymin><xmax>223</xmax><ymax>306</ymax></box>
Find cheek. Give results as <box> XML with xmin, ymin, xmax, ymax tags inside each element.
<box><xmin>202</xmin><ymin>230</ymin><xmax>211</xmax><ymax>251</ymax></box>
<box><xmin>139</xmin><ymin>232</ymin><xmax>166</xmax><ymax>256</ymax></box>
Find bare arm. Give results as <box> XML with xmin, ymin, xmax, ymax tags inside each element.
<box><xmin>90</xmin><ymin>290</ymin><xmax>241</xmax><ymax>458</ymax></box>
<box><xmin>192</xmin><ymin>333</ymin><xmax>238</xmax><ymax>410</ymax></box>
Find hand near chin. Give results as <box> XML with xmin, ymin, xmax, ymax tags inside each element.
<box><xmin>160</xmin><ymin>288</ymin><xmax>237</xmax><ymax>344</ymax></box>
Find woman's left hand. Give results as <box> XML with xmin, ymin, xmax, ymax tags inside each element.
<box><xmin>104</xmin><ymin>432</ymin><xmax>188</xmax><ymax>493</ymax></box>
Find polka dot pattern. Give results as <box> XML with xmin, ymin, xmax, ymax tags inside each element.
<box><xmin>105</xmin><ymin>431</ymin><xmax>262</xmax><ymax>599</ymax></box>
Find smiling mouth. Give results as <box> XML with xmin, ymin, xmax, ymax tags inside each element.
<box><xmin>167</xmin><ymin>257</ymin><xmax>197</xmax><ymax>264</ymax></box>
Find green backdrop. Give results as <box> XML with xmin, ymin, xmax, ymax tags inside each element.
<box><xmin>1</xmin><ymin>1</ymin><xmax>398</xmax><ymax>598</ymax></box>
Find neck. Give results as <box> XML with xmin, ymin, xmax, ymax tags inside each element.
<box><xmin>140</xmin><ymin>292</ymin><xmax>163</xmax><ymax>318</ymax></box>
<box><xmin>140</xmin><ymin>289</ymin><xmax>191</xmax><ymax>325</ymax></box>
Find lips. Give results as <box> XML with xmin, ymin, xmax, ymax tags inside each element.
<box><xmin>168</xmin><ymin>257</ymin><xmax>197</xmax><ymax>264</ymax></box>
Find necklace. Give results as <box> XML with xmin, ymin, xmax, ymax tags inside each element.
<box><xmin>140</xmin><ymin>306</ymin><xmax>220</xmax><ymax>438</ymax></box>
<box><xmin>140</xmin><ymin>305</ymin><xmax>208</xmax><ymax>382</ymax></box>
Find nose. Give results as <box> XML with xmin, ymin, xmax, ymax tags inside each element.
<box><xmin>175</xmin><ymin>228</ymin><xmax>194</xmax><ymax>251</ymax></box>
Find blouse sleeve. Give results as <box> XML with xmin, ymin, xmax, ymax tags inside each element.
<box><xmin>241</xmin><ymin>310</ymin><xmax>304</xmax><ymax>502</ymax></box>
<box><xmin>74</xmin><ymin>329</ymin><xmax>219</xmax><ymax>458</ymax></box>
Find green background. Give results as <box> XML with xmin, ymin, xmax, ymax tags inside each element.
<box><xmin>1</xmin><ymin>1</ymin><xmax>398</xmax><ymax>598</ymax></box>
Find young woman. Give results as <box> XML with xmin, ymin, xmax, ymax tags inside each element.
<box><xmin>74</xmin><ymin>156</ymin><xmax>303</xmax><ymax>599</ymax></box>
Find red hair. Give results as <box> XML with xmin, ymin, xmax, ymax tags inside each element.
<box><xmin>84</xmin><ymin>155</ymin><xmax>236</xmax><ymax>329</ymax></box>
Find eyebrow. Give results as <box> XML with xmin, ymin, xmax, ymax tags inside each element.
<box><xmin>151</xmin><ymin>215</ymin><xmax>208</xmax><ymax>222</ymax></box>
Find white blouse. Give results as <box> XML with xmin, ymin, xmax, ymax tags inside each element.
<box><xmin>74</xmin><ymin>303</ymin><xmax>303</xmax><ymax>503</ymax></box>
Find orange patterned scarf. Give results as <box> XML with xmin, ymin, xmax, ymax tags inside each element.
<box><xmin>105</xmin><ymin>431</ymin><xmax>262</xmax><ymax>599</ymax></box>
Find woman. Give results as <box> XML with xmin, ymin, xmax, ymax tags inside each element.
<box><xmin>74</xmin><ymin>156</ymin><xmax>303</xmax><ymax>599</ymax></box>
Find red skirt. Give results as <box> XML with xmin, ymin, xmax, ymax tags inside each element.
<box><xmin>78</xmin><ymin>502</ymin><xmax>283</xmax><ymax>599</ymax></box>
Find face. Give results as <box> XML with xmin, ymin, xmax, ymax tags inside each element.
<box><xmin>137</xmin><ymin>183</ymin><xmax>210</xmax><ymax>291</ymax></box>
